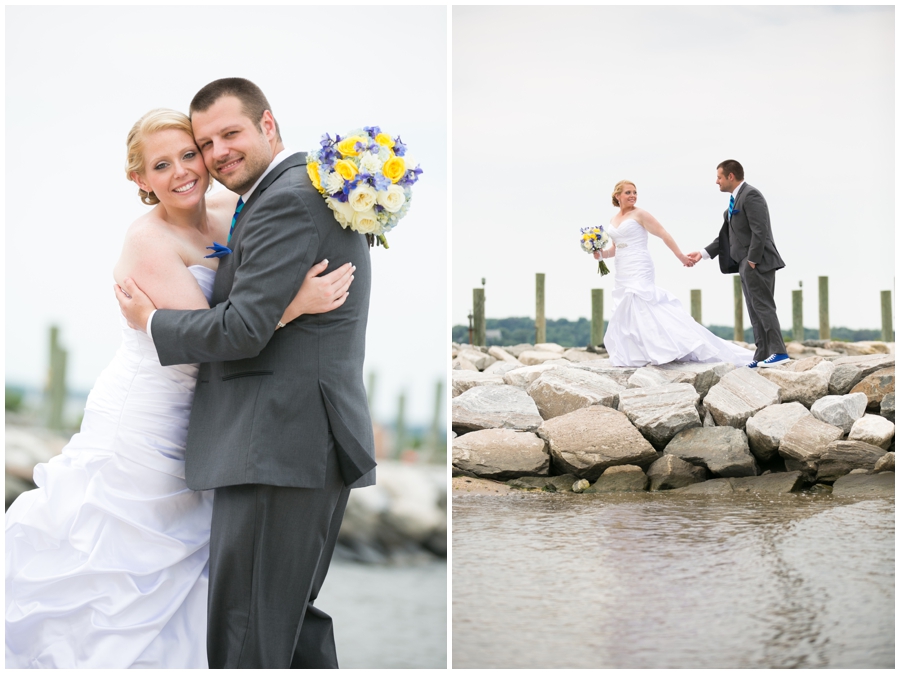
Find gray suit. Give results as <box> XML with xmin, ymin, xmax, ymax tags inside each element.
<box><xmin>705</xmin><ymin>182</ymin><xmax>787</xmax><ymax>360</ymax></box>
<box><xmin>152</xmin><ymin>151</ymin><xmax>376</xmax><ymax>667</ymax></box>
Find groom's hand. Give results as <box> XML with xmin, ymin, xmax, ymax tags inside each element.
<box><xmin>686</xmin><ymin>251</ymin><xmax>702</xmax><ymax>265</ymax></box>
<box><xmin>115</xmin><ymin>278</ymin><xmax>157</xmax><ymax>332</ymax></box>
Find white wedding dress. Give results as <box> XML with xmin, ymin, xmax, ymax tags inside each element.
<box><xmin>6</xmin><ymin>265</ymin><xmax>215</xmax><ymax>668</ymax></box>
<box><xmin>604</xmin><ymin>219</ymin><xmax>754</xmax><ymax>367</ymax></box>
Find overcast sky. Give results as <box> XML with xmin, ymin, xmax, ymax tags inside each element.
<box><xmin>5</xmin><ymin>6</ymin><xmax>447</xmax><ymax>427</ymax></box>
<box><xmin>453</xmin><ymin>6</ymin><xmax>894</xmax><ymax>335</ymax></box>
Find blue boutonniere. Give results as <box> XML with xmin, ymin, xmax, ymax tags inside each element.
<box><xmin>732</xmin><ymin>209</ymin><xmax>741</xmax><ymax>215</ymax></box>
<box><xmin>204</xmin><ymin>242</ymin><xmax>232</xmax><ymax>259</ymax></box>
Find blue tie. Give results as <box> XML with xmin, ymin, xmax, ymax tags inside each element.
<box><xmin>227</xmin><ymin>197</ymin><xmax>245</xmax><ymax>245</ymax></box>
<box><xmin>728</xmin><ymin>194</ymin><xmax>735</xmax><ymax>219</ymax></box>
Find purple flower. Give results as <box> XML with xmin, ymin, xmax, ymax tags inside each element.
<box><xmin>364</xmin><ymin>125</ymin><xmax>382</xmax><ymax>137</ymax></box>
<box><xmin>393</xmin><ymin>136</ymin><xmax>407</xmax><ymax>156</ymax></box>
<box><xmin>373</xmin><ymin>173</ymin><xmax>392</xmax><ymax>191</ymax></box>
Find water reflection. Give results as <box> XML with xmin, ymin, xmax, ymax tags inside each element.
<box><xmin>453</xmin><ymin>493</ymin><xmax>894</xmax><ymax>668</ymax></box>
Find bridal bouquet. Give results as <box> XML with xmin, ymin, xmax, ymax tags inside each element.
<box><xmin>307</xmin><ymin>126</ymin><xmax>423</xmax><ymax>249</ymax></box>
<box><xmin>580</xmin><ymin>226</ymin><xmax>611</xmax><ymax>275</ymax></box>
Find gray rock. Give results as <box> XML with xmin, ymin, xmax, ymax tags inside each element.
<box><xmin>488</xmin><ymin>345</ymin><xmax>521</xmax><ymax>364</ymax></box>
<box><xmin>452</xmin><ymin>429</ymin><xmax>550</xmax><ymax>480</ymax></box>
<box><xmin>537</xmin><ymin>406</ymin><xmax>658</xmax><ymax>481</ymax></box>
<box><xmin>849</xmin><ymin>367</ymin><xmax>895</xmax><ymax>411</ymax></box>
<box><xmin>745</xmin><ymin>402</ymin><xmax>812</xmax><ymax>463</ymax></box>
<box><xmin>570</xmin><ymin>362</ymin><xmax>639</xmax><ymax>387</ymax></box>
<box><xmin>518</xmin><ymin>350</ymin><xmax>566</xmax><ymax>366</ymax></box>
<box><xmin>483</xmin><ymin>361</ymin><xmax>523</xmax><ymax>376</ymax></box>
<box><xmin>456</xmin><ymin>348</ymin><xmax>496</xmax><ymax>371</ymax></box>
<box><xmin>626</xmin><ymin>367</ymin><xmax>670</xmax><ymax>389</ymax></box>
<box><xmin>647</xmin><ymin>454</ymin><xmax>707</xmax><ymax>491</ymax></box>
<box><xmin>452</xmin><ymin>385</ymin><xmax>544</xmax><ymax>434</ymax></box>
<box><xmin>832</xmin><ymin>471</ymin><xmax>894</xmax><ymax>496</ymax></box>
<box><xmin>644</xmin><ymin>361</ymin><xmax>736</xmax><ymax>399</ymax></box>
<box><xmin>815</xmin><ymin>440</ymin><xmax>887</xmax><ymax>483</ymax></box>
<box><xmin>562</xmin><ymin>348</ymin><xmax>607</xmax><ymax>363</ymax></box>
<box><xmin>810</xmin><ymin>392</ymin><xmax>868</xmax><ymax>433</ymax></box>
<box><xmin>848</xmin><ymin>414</ymin><xmax>895</xmax><ymax>450</ymax></box>
<box><xmin>572</xmin><ymin>478</ymin><xmax>591</xmax><ymax>493</ymax></box>
<box><xmin>829</xmin><ymin>354</ymin><xmax>896</xmax><ymax>395</ymax></box>
<box><xmin>880</xmin><ymin>392</ymin><xmax>895</xmax><ymax>422</ymax></box>
<box><xmin>671</xmin><ymin>478</ymin><xmax>735</xmax><ymax>495</ymax></box>
<box><xmin>507</xmin><ymin>474</ymin><xmax>579</xmax><ymax>492</ymax></box>
<box><xmin>584</xmin><ymin>465</ymin><xmax>649</xmax><ymax>493</ymax></box>
<box><xmin>452</xmin><ymin>356</ymin><xmax>478</xmax><ymax>371</ymax></box>
<box><xmin>778</xmin><ymin>415</ymin><xmax>845</xmax><ymax>475</ymax></box>
<box><xmin>617</xmin><ymin>383</ymin><xmax>702</xmax><ymax>449</ymax></box>
<box><xmin>730</xmin><ymin>471</ymin><xmax>808</xmax><ymax>494</ymax></box>
<box><xmin>664</xmin><ymin>426</ymin><xmax>758</xmax><ymax>477</ymax></box>
<box><xmin>502</xmin><ymin>362</ymin><xmax>566</xmax><ymax>388</ymax></box>
<box><xmin>757</xmin><ymin>361</ymin><xmax>833</xmax><ymax>408</ymax></box>
<box><xmin>534</xmin><ymin>342</ymin><xmax>566</xmax><ymax>354</ymax></box>
<box><xmin>703</xmin><ymin>367</ymin><xmax>782</xmax><ymax>429</ymax></box>
<box><xmin>527</xmin><ymin>368</ymin><xmax>625</xmax><ymax>420</ymax></box>
<box><xmin>451</xmin><ymin>370</ymin><xmax>506</xmax><ymax>398</ymax></box>
<box><xmin>874</xmin><ymin>452</ymin><xmax>895</xmax><ymax>473</ymax></box>
<box><xmin>504</xmin><ymin>344</ymin><xmax>535</xmax><ymax>358</ymax></box>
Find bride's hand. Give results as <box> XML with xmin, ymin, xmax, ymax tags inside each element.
<box><xmin>279</xmin><ymin>260</ymin><xmax>354</xmax><ymax>326</ymax></box>
<box><xmin>679</xmin><ymin>254</ymin><xmax>695</xmax><ymax>268</ymax></box>
<box><xmin>593</xmin><ymin>251</ymin><xmax>601</xmax><ymax>260</ymax></box>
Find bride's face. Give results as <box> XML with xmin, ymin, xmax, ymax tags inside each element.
<box><xmin>136</xmin><ymin>129</ymin><xmax>210</xmax><ymax>208</ymax></box>
<box><xmin>618</xmin><ymin>185</ymin><xmax>637</xmax><ymax>207</ymax></box>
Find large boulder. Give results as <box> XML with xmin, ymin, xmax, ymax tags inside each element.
<box><xmin>703</xmin><ymin>368</ymin><xmax>782</xmax><ymax>429</ymax></box>
<box><xmin>526</xmin><ymin>368</ymin><xmax>624</xmax><ymax>420</ymax></box>
<box><xmin>503</xmin><ymin>362</ymin><xmax>566</xmax><ymax>388</ymax></box>
<box><xmin>646</xmin><ymin>454</ymin><xmax>707</xmax><ymax>491</ymax></box>
<box><xmin>617</xmin><ymin>383</ymin><xmax>702</xmax><ymax>449</ymax></box>
<box><xmin>518</xmin><ymin>350</ymin><xmax>566</xmax><ymax>366</ymax></box>
<box><xmin>537</xmin><ymin>406</ymin><xmax>658</xmax><ymax>481</ymax></box>
<box><xmin>757</xmin><ymin>361</ymin><xmax>834</xmax><ymax>408</ymax></box>
<box><xmin>730</xmin><ymin>471</ymin><xmax>808</xmax><ymax>494</ymax></box>
<box><xmin>570</xmin><ymin>362</ymin><xmax>639</xmax><ymax>387</ymax></box>
<box><xmin>829</xmin><ymin>354</ymin><xmax>895</xmax><ymax>395</ymax></box>
<box><xmin>451</xmin><ymin>370</ymin><xmax>506</xmax><ymax>398</ymax></box>
<box><xmin>745</xmin><ymin>402</ymin><xmax>812</xmax><ymax>463</ymax></box>
<box><xmin>482</xmin><ymin>361</ymin><xmax>523</xmax><ymax>377</ymax></box>
<box><xmin>664</xmin><ymin>426</ymin><xmax>758</xmax><ymax>477</ymax></box>
<box><xmin>507</xmin><ymin>474</ymin><xmax>579</xmax><ymax>492</ymax></box>
<box><xmin>810</xmin><ymin>392</ymin><xmax>868</xmax><ymax>434</ymax></box>
<box><xmin>488</xmin><ymin>345</ymin><xmax>521</xmax><ymax>364</ymax></box>
<box><xmin>504</xmin><ymin>344</ymin><xmax>534</xmax><ymax>358</ymax></box>
<box><xmin>778</xmin><ymin>415</ymin><xmax>844</xmax><ymax>475</ymax></box>
<box><xmin>641</xmin><ymin>361</ymin><xmax>736</xmax><ymax>399</ymax></box>
<box><xmin>534</xmin><ymin>342</ymin><xmax>566</xmax><ymax>354</ymax></box>
<box><xmin>832</xmin><ymin>471</ymin><xmax>894</xmax><ymax>496</ymax></box>
<box><xmin>874</xmin><ymin>452</ymin><xmax>895</xmax><ymax>473</ymax></box>
<box><xmin>452</xmin><ymin>385</ymin><xmax>544</xmax><ymax>434</ymax></box>
<box><xmin>849</xmin><ymin>367</ymin><xmax>895</xmax><ymax>411</ymax></box>
<box><xmin>562</xmin><ymin>348</ymin><xmax>607</xmax><ymax>363</ymax></box>
<box><xmin>452</xmin><ymin>356</ymin><xmax>478</xmax><ymax>371</ymax></box>
<box><xmin>815</xmin><ymin>440</ymin><xmax>887</xmax><ymax>483</ymax></box>
<box><xmin>671</xmin><ymin>478</ymin><xmax>736</xmax><ymax>495</ymax></box>
<box><xmin>452</xmin><ymin>429</ymin><xmax>550</xmax><ymax>480</ymax></box>
<box><xmin>456</xmin><ymin>348</ymin><xmax>496</xmax><ymax>371</ymax></box>
<box><xmin>882</xmin><ymin>392</ymin><xmax>895</xmax><ymax>422</ymax></box>
<box><xmin>848</xmin><ymin>414</ymin><xmax>895</xmax><ymax>450</ymax></box>
<box><xmin>584</xmin><ymin>465</ymin><xmax>648</xmax><ymax>493</ymax></box>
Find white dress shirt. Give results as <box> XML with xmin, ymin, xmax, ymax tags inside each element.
<box><xmin>700</xmin><ymin>180</ymin><xmax>745</xmax><ymax>262</ymax></box>
<box><xmin>146</xmin><ymin>148</ymin><xmax>295</xmax><ymax>341</ymax></box>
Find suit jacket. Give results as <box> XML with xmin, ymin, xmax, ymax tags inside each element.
<box><xmin>151</xmin><ymin>152</ymin><xmax>376</xmax><ymax>491</ymax></box>
<box><xmin>704</xmin><ymin>183</ymin><xmax>785</xmax><ymax>274</ymax></box>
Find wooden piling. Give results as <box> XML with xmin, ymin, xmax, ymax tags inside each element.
<box><xmin>535</xmin><ymin>273</ymin><xmax>546</xmax><ymax>344</ymax></box>
<box><xmin>882</xmin><ymin>290</ymin><xmax>893</xmax><ymax>342</ymax></box>
<box><xmin>473</xmin><ymin>288</ymin><xmax>485</xmax><ymax>347</ymax></box>
<box><xmin>733</xmin><ymin>276</ymin><xmax>743</xmax><ymax>341</ymax></box>
<box><xmin>818</xmin><ymin>276</ymin><xmax>830</xmax><ymax>339</ymax></box>
<box><xmin>591</xmin><ymin>288</ymin><xmax>604</xmax><ymax>346</ymax></box>
<box><xmin>45</xmin><ymin>325</ymin><xmax>67</xmax><ymax>430</ymax></box>
<box><xmin>394</xmin><ymin>391</ymin><xmax>406</xmax><ymax>459</ymax></box>
<box><xmin>690</xmin><ymin>289</ymin><xmax>702</xmax><ymax>324</ymax></box>
<box><xmin>792</xmin><ymin>289</ymin><xmax>803</xmax><ymax>342</ymax></box>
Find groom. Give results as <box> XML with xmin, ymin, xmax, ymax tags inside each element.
<box><xmin>117</xmin><ymin>78</ymin><xmax>376</xmax><ymax>668</ymax></box>
<box><xmin>687</xmin><ymin>160</ymin><xmax>789</xmax><ymax>368</ymax></box>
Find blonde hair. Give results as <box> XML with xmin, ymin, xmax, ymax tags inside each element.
<box><xmin>611</xmin><ymin>180</ymin><xmax>636</xmax><ymax>207</ymax></box>
<box><xmin>125</xmin><ymin>109</ymin><xmax>194</xmax><ymax>205</ymax></box>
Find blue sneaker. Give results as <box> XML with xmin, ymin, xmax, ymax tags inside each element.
<box><xmin>758</xmin><ymin>353</ymin><xmax>790</xmax><ymax>368</ymax></box>
<box><xmin>746</xmin><ymin>360</ymin><xmax>759</xmax><ymax>368</ymax></box>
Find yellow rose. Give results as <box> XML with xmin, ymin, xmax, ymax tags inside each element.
<box><xmin>307</xmin><ymin>161</ymin><xmax>324</xmax><ymax>193</ymax></box>
<box><xmin>582</xmin><ymin>234</ymin><xmax>591</xmax><ymax>241</ymax></box>
<box><xmin>336</xmin><ymin>135</ymin><xmax>366</xmax><ymax>157</ymax></box>
<box><xmin>375</xmin><ymin>133</ymin><xmax>394</xmax><ymax>148</ymax></box>
<box><xmin>334</xmin><ymin>159</ymin><xmax>358</xmax><ymax>181</ymax></box>
<box><xmin>382</xmin><ymin>156</ymin><xmax>406</xmax><ymax>184</ymax></box>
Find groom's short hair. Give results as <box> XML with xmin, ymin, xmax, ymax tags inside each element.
<box><xmin>717</xmin><ymin>159</ymin><xmax>744</xmax><ymax>181</ymax></box>
<box><xmin>190</xmin><ymin>77</ymin><xmax>282</xmax><ymax>140</ymax></box>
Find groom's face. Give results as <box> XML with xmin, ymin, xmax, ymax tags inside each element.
<box><xmin>191</xmin><ymin>95</ymin><xmax>275</xmax><ymax>194</ymax></box>
<box><xmin>716</xmin><ymin>168</ymin><xmax>737</xmax><ymax>193</ymax></box>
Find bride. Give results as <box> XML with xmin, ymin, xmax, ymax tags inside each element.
<box><xmin>596</xmin><ymin>180</ymin><xmax>754</xmax><ymax>368</ymax></box>
<box><xmin>5</xmin><ymin>109</ymin><xmax>353</xmax><ymax>668</ymax></box>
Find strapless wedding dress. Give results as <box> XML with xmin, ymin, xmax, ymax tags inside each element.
<box><xmin>6</xmin><ymin>265</ymin><xmax>216</xmax><ymax>668</ymax></box>
<box><xmin>604</xmin><ymin>219</ymin><xmax>754</xmax><ymax>367</ymax></box>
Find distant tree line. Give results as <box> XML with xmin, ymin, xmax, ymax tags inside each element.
<box><xmin>451</xmin><ymin>316</ymin><xmax>882</xmax><ymax>347</ymax></box>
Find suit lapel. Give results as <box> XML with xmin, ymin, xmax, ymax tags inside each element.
<box><xmin>229</xmin><ymin>152</ymin><xmax>308</xmax><ymax>245</ymax></box>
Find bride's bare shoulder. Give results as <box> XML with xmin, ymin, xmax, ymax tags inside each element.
<box><xmin>114</xmin><ymin>212</ymin><xmax>180</xmax><ymax>283</ymax></box>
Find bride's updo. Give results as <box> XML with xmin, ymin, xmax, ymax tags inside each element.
<box><xmin>611</xmin><ymin>180</ymin><xmax>636</xmax><ymax>207</ymax></box>
<box><xmin>125</xmin><ymin>109</ymin><xmax>194</xmax><ymax>205</ymax></box>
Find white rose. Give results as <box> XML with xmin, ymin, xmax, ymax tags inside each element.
<box><xmin>326</xmin><ymin>197</ymin><xmax>355</xmax><ymax>229</ymax></box>
<box><xmin>352</xmin><ymin>209</ymin><xmax>380</xmax><ymax>234</ymax></box>
<box><xmin>400</xmin><ymin>151</ymin><xmax>417</xmax><ymax>170</ymax></box>
<box><xmin>359</xmin><ymin>151</ymin><xmax>383</xmax><ymax>174</ymax></box>
<box><xmin>349</xmin><ymin>184</ymin><xmax>377</xmax><ymax>212</ymax></box>
<box><xmin>376</xmin><ymin>184</ymin><xmax>406</xmax><ymax>213</ymax></box>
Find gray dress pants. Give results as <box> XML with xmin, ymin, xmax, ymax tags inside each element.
<box><xmin>738</xmin><ymin>257</ymin><xmax>787</xmax><ymax>361</ymax></box>
<box><xmin>206</xmin><ymin>442</ymin><xmax>351</xmax><ymax>668</ymax></box>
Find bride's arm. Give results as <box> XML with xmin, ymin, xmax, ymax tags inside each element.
<box><xmin>636</xmin><ymin>211</ymin><xmax>694</xmax><ymax>267</ymax></box>
<box><xmin>593</xmin><ymin>242</ymin><xmax>616</xmax><ymax>259</ymax></box>
<box><xmin>113</xmin><ymin>223</ymin><xmax>211</xmax><ymax>311</ymax></box>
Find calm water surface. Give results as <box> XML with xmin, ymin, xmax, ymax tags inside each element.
<box><xmin>453</xmin><ymin>492</ymin><xmax>894</xmax><ymax>668</ymax></box>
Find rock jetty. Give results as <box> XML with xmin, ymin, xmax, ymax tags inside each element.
<box><xmin>452</xmin><ymin>340</ymin><xmax>895</xmax><ymax>497</ymax></box>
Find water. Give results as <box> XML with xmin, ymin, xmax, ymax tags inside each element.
<box><xmin>453</xmin><ymin>492</ymin><xmax>894</xmax><ymax>668</ymax></box>
<box><xmin>317</xmin><ymin>560</ymin><xmax>447</xmax><ymax>668</ymax></box>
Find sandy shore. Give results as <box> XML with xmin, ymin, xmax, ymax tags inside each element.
<box><xmin>452</xmin><ymin>475</ymin><xmax>516</xmax><ymax>495</ymax></box>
